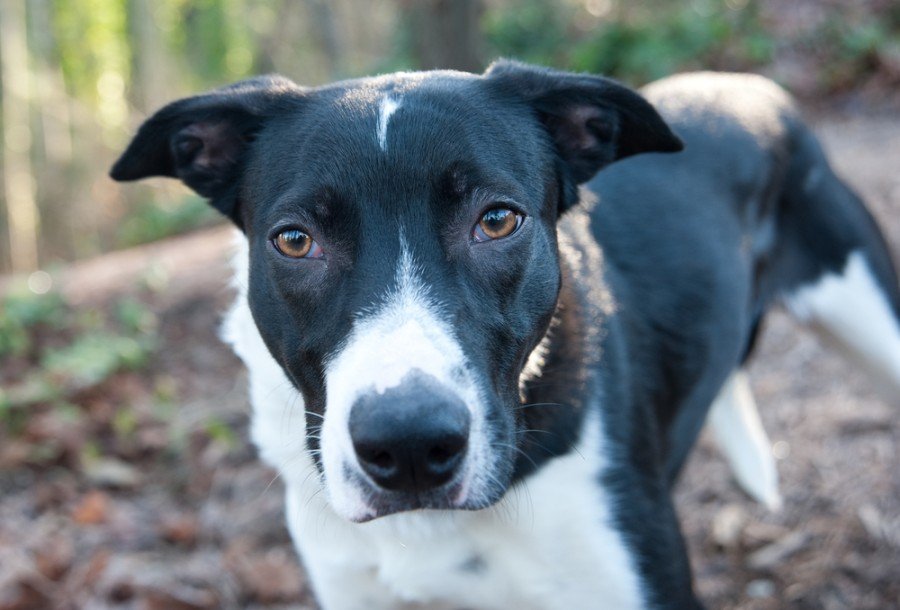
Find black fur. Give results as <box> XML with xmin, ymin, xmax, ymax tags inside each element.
<box><xmin>111</xmin><ymin>64</ymin><xmax>898</xmax><ymax>609</ymax></box>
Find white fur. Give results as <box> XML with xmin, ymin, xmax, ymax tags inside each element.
<box><xmin>709</xmin><ymin>371</ymin><xmax>781</xmax><ymax>510</ymax></box>
<box><xmin>224</xmin><ymin>234</ymin><xmax>647</xmax><ymax>609</ymax></box>
<box><xmin>785</xmin><ymin>250</ymin><xmax>900</xmax><ymax>396</ymax></box>
<box><xmin>286</xmin><ymin>412</ymin><xmax>646</xmax><ymax>610</ymax></box>
<box><xmin>376</xmin><ymin>95</ymin><xmax>402</xmax><ymax>152</ymax></box>
<box><xmin>321</xmin><ymin>237</ymin><xmax>492</xmax><ymax>521</ymax></box>
<box><xmin>221</xmin><ymin>236</ymin><xmax>316</xmax><ymax>486</ymax></box>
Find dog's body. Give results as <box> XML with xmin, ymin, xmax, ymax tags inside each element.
<box><xmin>112</xmin><ymin>64</ymin><xmax>900</xmax><ymax>609</ymax></box>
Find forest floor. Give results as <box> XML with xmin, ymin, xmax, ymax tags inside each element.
<box><xmin>1</xmin><ymin>111</ymin><xmax>898</xmax><ymax>610</ymax></box>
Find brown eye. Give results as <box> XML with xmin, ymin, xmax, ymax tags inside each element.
<box><xmin>473</xmin><ymin>208</ymin><xmax>523</xmax><ymax>242</ymax></box>
<box><xmin>273</xmin><ymin>229</ymin><xmax>323</xmax><ymax>259</ymax></box>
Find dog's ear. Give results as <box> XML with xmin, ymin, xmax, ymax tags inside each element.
<box><xmin>484</xmin><ymin>60</ymin><xmax>682</xmax><ymax>209</ymax></box>
<box><xmin>110</xmin><ymin>75</ymin><xmax>301</xmax><ymax>226</ymax></box>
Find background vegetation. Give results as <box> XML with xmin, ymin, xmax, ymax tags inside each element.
<box><xmin>0</xmin><ymin>0</ymin><xmax>898</xmax><ymax>276</ymax></box>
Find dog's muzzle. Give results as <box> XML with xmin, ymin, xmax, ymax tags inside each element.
<box><xmin>349</xmin><ymin>373</ymin><xmax>470</xmax><ymax>496</ymax></box>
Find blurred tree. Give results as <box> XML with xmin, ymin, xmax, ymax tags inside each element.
<box><xmin>1</xmin><ymin>1</ymin><xmax>40</xmax><ymax>272</ymax></box>
<box><xmin>305</xmin><ymin>0</ymin><xmax>346</xmax><ymax>77</ymax></box>
<box><xmin>29</xmin><ymin>0</ymin><xmax>76</xmax><ymax>265</ymax></box>
<box><xmin>129</xmin><ymin>0</ymin><xmax>172</xmax><ymax>112</ymax></box>
<box><xmin>401</xmin><ymin>0</ymin><xmax>486</xmax><ymax>72</ymax></box>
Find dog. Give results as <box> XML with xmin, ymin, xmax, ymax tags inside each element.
<box><xmin>110</xmin><ymin>61</ymin><xmax>900</xmax><ymax>609</ymax></box>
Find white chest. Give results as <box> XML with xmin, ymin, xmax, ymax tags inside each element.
<box><xmin>284</xmin><ymin>420</ymin><xmax>647</xmax><ymax>610</ymax></box>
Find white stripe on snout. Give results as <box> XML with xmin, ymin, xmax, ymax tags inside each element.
<box><xmin>321</xmin><ymin>237</ymin><xmax>489</xmax><ymax>520</ymax></box>
<box><xmin>376</xmin><ymin>95</ymin><xmax>402</xmax><ymax>152</ymax></box>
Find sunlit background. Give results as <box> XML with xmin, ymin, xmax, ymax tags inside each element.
<box><xmin>0</xmin><ymin>0</ymin><xmax>898</xmax><ymax>274</ymax></box>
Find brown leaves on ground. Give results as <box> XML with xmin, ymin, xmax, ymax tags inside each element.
<box><xmin>71</xmin><ymin>491</ymin><xmax>110</xmax><ymax>526</ymax></box>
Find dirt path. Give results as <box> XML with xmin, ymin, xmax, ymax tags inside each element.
<box><xmin>1</xmin><ymin>113</ymin><xmax>898</xmax><ymax>609</ymax></box>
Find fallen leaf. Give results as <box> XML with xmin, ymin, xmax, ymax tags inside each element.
<box><xmin>159</xmin><ymin>514</ymin><xmax>200</xmax><ymax>547</ymax></box>
<box><xmin>71</xmin><ymin>490</ymin><xmax>109</xmax><ymax>525</ymax></box>
<box><xmin>141</xmin><ymin>586</ymin><xmax>218</xmax><ymax>610</ymax></box>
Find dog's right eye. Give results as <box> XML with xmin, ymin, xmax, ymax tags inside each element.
<box><xmin>273</xmin><ymin>229</ymin><xmax>324</xmax><ymax>259</ymax></box>
<box><xmin>473</xmin><ymin>208</ymin><xmax>523</xmax><ymax>242</ymax></box>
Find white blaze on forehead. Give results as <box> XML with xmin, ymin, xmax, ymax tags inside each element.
<box><xmin>376</xmin><ymin>95</ymin><xmax>402</xmax><ymax>152</ymax></box>
<box><xmin>321</xmin><ymin>236</ymin><xmax>490</xmax><ymax>520</ymax></box>
<box><xmin>330</xmin><ymin>243</ymin><xmax>464</xmax><ymax>398</ymax></box>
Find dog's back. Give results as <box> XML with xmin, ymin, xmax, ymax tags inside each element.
<box><xmin>587</xmin><ymin>72</ymin><xmax>900</xmax><ymax>489</ymax></box>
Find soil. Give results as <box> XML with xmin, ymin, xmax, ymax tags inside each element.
<box><xmin>1</xmin><ymin>113</ymin><xmax>898</xmax><ymax>610</ymax></box>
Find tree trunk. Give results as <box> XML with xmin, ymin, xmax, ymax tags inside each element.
<box><xmin>28</xmin><ymin>0</ymin><xmax>75</xmax><ymax>264</ymax></box>
<box><xmin>130</xmin><ymin>0</ymin><xmax>174</xmax><ymax>112</ymax></box>
<box><xmin>0</xmin><ymin>0</ymin><xmax>40</xmax><ymax>272</ymax></box>
<box><xmin>401</xmin><ymin>0</ymin><xmax>486</xmax><ymax>73</ymax></box>
<box><xmin>305</xmin><ymin>0</ymin><xmax>346</xmax><ymax>78</ymax></box>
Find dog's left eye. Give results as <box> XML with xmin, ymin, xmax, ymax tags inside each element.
<box><xmin>473</xmin><ymin>208</ymin><xmax>524</xmax><ymax>242</ymax></box>
<box><xmin>273</xmin><ymin>229</ymin><xmax>324</xmax><ymax>259</ymax></box>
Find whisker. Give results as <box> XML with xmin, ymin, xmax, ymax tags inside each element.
<box><xmin>512</xmin><ymin>402</ymin><xmax>569</xmax><ymax>411</ymax></box>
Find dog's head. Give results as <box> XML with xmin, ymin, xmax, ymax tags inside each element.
<box><xmin>112</xmin><ymin>61</ymin><xmax>680</xmax><ymax>522</ymax></box>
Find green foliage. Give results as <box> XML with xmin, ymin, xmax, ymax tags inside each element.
<box><xmin>52</xmin><ymin>0</ymin><xmax>131</xmax><ymax>104</ymax></box>
<box><xmin>116</xmin><ymin>195</ymin><xmax>219</xmax><ymax>249</ymax></box>
<box><xmin>485</xmin><ymin>1</ymin><xmax>774</xmax><ymax>85</ymax></box>
<box><xmin>484</xmin><ymin>0</ymin><xmax>900</xmax><ymax>94</ymax></box>
<box><xmin>482</xmin><ymin>0</ymin><xmax>576</xmax><ymax>67</ymax></box>
<box><xmin>0</xmin><ymin>286</ymin><xmax>158</xmax><ymax>418</ymax></box>
<box><xmin>0</xmin><ymin>289</ymin><xmax>66</xmax><ymax>358</ymax></box>
<box><xmin>205</xmin><ymin>417</ymin><xmax>238</xmax><ymax>448</ymax></box>
<box><xmin>42</xmin><ymin>333</ymin><xmax>152</xmax><ymax>388</ymax></box>
<box><xmin>116</xmin><ymin>297</ymin><xmax>158</xmax><ymax>335</ymax></box>
<box><xmin>811</xmin><ymin>12</ymin><xmax>900</xmax><ymax>91</ymax></box>
<box><xmin>151</xmin><ymin>0</ymin><xmax>259</xmax><ymax>86</ymax></box>
<box><xmin>112</xmin><ymin>406</ymin><xmax>139</xmax><ymax>440</ymax></box>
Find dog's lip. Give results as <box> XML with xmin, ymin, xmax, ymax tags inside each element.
<box><xmin>343</xmin><ymin>474</ymin><xmax>477</xmax><ymax>522</ymax></box>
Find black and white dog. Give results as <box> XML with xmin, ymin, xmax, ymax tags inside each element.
<box><xmin>111</xmin><ymin>62</ymin><xmax>900</xmax><ymax>609</ymax></box>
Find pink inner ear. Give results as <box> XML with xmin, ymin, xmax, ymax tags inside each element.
<box><xmin>550</xmin><ymin>105</ymin><xmax>612</xmax><ymax>153</ymax></box>
<box><xmin>569</xmin><ymin>105</ymin><xmax>605</xmax><ymax>150</ymax></box>
<box><xmin>179</xmin><ymin>121</ymin><xmax>243</xmax><ymax>171</ymax></box>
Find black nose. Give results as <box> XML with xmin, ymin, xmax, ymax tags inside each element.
<box><xmin>349</xmin><ymin>373</ymin><xmax>470</xmax><ymax>494</ymax></box>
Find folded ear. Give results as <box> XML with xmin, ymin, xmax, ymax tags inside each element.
<box><xmin>110</xmin><ymin>75</ymin><xmax>301</xmax><ymax>225</ymax></box>
<box><xmin>484</xmin><ymin>60</ymin><xmax>682</xmax><ymax>207</ymax></box>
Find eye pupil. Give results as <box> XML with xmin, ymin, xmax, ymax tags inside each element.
<box><xmin>275</xmin><ymin>229</ymin><xmax>313</xmax><ymax>258</ymax></box>
<box><xmin>477</xmin><ymin>208</ymin><xmax>519</xmax><ymax>240</ymax></box>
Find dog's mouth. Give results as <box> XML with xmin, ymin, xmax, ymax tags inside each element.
<box><xmin>328</xmin><ymin>444</ymin><xmax>510</xmax><ymax>523</ymax></box>
<box><xmin>345</xmin><ymin>473</ymin><xmax>461</xmax><ymax>522</ymax></box>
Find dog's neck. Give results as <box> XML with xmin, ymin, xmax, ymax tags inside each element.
<box><xmin>513</xmin><ymin>219</ymin><xmax>607</xmax><ymax>480</ymax></box>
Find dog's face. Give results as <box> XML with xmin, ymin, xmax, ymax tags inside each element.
<box><xmin>112</xmin><ymin>62</ymin><xmax>680</xmax><ymax>522</ymax></box>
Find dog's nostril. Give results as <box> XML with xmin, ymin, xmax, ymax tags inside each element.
<box><xmin>428</xmin><ymin>440</ymin><xmax>465</xmax><ymax>466</ymax></box>
<box><xmin>370</xmin><ymin>451</ymin><xmax>394</xmax><ymax>470</ymax></box>
<box><xmin>429</xmin><ymin>446</ymin><xmax>452</xmax><ymax>465</ymax></box>
<box><xmin>356</xmin><ymin>444</ymin><xmax>396</xmax><ymax>470</ymax></box>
